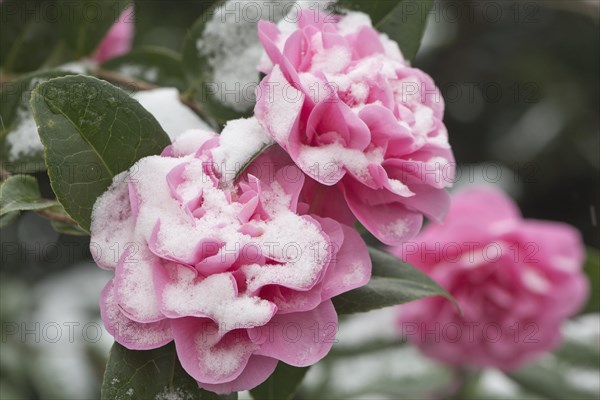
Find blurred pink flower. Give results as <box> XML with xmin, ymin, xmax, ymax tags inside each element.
<box><xmin>255</xmin><ymin>10</ymin><xmax>454</xmax><ymax>246</ymax></box>
<box><xmin>91</xmin><ymin>5</ymin><xmax>134</xmax><ymax>63</ymax></box>
<box><xmin>391</xmin><ymin>186</ymin><xmax>589</xmax><ymax>370</ymax></box>
<box><xmin>90</xmin><ymin>128</ymin><xmax>371</xmax><ymax>393</ymax></box>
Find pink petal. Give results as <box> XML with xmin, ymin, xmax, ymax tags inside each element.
<box><xmin>250</xmin><ymin>300</ymin><xmax>338</xmax><ymax>367</ymax></box>
<box><xmin>100</xmin><ymin>279</ymin><xmax>172</xmax><ymax>350</ymax></box>
<box><xmin>395</xmin><ymin>184</ymin><xmax>451</xmax><ymax>224</ymax></box>
<box><xmin>307</xmin><ymin>96</ymin><xmax>371</xmax><ymax>151</ymax></box>
<box><xmin>274</xmin><ymin>165</ymin><xmax>306</xmax><ymax>212</ymax></box>
<box><xmin>320</xmin><ymin>223</ymin><xmax>372</xmax><ymax>300</ymax></box>
<box><xmin>255</xmin><ymin>65</ymin><xmax>305</xmax><ymax>151</ymax></box>
<box><xmin>448</xmin><ymin>186</ymin><xmax>520</xmax><ymax>227</ymax></box>
<box><xmin>258</xmin><ymin>284</ymin><xmax>323</xmax><ymax>314</ymax></box>
<box><xmin>301</xmin><ymin>179</ymin><xmax>356</xmax><ymax>226</ymax></box>
<box><xmin>342</xmin><ymin>182</ymin><xmax>424</xmax><ymax>245</ymax></box>
<box><xmin>351</xmin><ymin>26</ymin><xmax>385</xmax><ymax>58</ymax></box>
<box><xmin>113</xmin><ymin>246</ymin><xmax>165</xmax><ymax>323</ymax></box>
<box><xmin>359</xmin><ymin>104</ymin><xmax>413</xmax><ymax>150</ymax></box>
<box><xmin>91</xmin><ymin>5</ymin><xmax>134</xmax><ymax>63</ymax></box>
<box><xmin>172</xmin><ymin>318</ymin><xmax>258</xmax><ymax>384</ymax></box>
<box><xmin>257</xmin><ymin>20</ymin><xmax>283</xmax><ymax>69</ymax></box>
<box><xmin>199</xmin><ymin>356</ymin><xmax>279</xmax><ymax>394</ymax></box>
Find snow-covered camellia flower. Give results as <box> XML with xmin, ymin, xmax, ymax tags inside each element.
<box><xmin>91</xmin><ymin>5</ymin><xmax>134</xmax><ymax>63</ymax></box>
<box><xmin>90</xmin><ymin>120</ymin><xmax>371</xmax><ymax>393</ymax></box>
<box><xmin>255</xmin><ymin>10</ymin><xmax>455</xmax><ymax>246</ymax></box>
<box><xmin>391</xmin><ymin>187</ymin><xmax>588</xmax><ymax>370</ymax></box>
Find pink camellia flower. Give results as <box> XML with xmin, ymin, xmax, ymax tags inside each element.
<box><xmin>254</xmin><ymin>10</ymin><xmax>455</xmax><ymax>245</ymax></box>
<box><xmin>391</xmin><ymin>187</ymin><xmax>588</xmax><ymax>370</ymax></box>
<box><xmin>90</xmin><ymin>122</ymin><xmax>371</xmax><ymax>393</ymax></box>
<box><xmin>91</xmin><ymin>5</ymin><xmax>134</xmax><ymax>63</ymax></box>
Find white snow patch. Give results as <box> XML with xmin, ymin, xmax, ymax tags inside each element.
<box><xmin>162</xmin><ymin>268</ymin><xmax>274</xmax><ymax>332</ymax></box>
<box><xmin>6</xmin><ymin>105</ymin><xmax>43</xmax><ymax>160</ymax></box>
<box><xmin>261</xmin><ymin>65</ymin><xmax>305</xmax><ymax>143</ymax></box>
<box><xmin>297</xmin><ymin>142</ymin><xmax>384</xmax><ymax>183</ymax></box>
<box><xmin>196</xmin><ymin>0</ymin><xmax>295</xmax><ymax>112</ymax></box>
<box><xmin>133</xmin><ymin>88</ymin><xmax>211</xmax><ymax>139</ymax></box>
<box><xmin>119</xmin><ymin>64</ymin><xmax>159</xmax><ymax>82</ymax></box>
<box><xmin>169</xmin><ymin>129</ymin><xmax>217</xmax><ymax>157</ymax></box>
<box><xmin>90</xmin><ymin>171</ymin><xmax>136</xmax><ymax>269</ymax></box>
<box><xmin>56</xmin><ymin>60</ymin><xmax>92</xmax><ymax>74</ymax></box>
<box><xmin>211</xmin><ymin>117</ymin><xmax>274</xmax><ymax>181</ymax></box>
<box><xmin>194</xmin><ymin>333</ymin><xmax>255</xmax><ymax>378</ymax></box>
<box><xmin>336</xmin><ymin>11</ymin><xmax>373</xmax><ymax>36</ymax></box>
<box><xmin>155</xmin><ymin>387</ymin><xmax>195</xmax><ymax>400</ymax></box>
<box><xmin>382</xmin><ymin>218</ymin><xmax>409</xmax><ymax>239</ymax></box>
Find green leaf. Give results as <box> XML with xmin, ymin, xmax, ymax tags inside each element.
<box><xmin>29</xmin><ymin>75</ymin><xmax>171</xmax><ymax>232</ymax></box>
<box><xmin>59</xmin><ymin>0</ymin><xmax>130</xmax><ymax>57</ymax></box>
<box><xmin>40</xmin><ymin>205</ymin><xmax>89</xmax><ymax>236</ymax></box>
<box><xmin>0</xmin><ymin>211</ymin><xmax>19</xmax><ymax>228</ymax></box>
<box><xmin>332</xmin><ymin>247</ymin><xmax>457</xmax><ymax>314</ymax></box>
<box><xmin>249</xmin><ymin>363</ymin><xmax>309</xmax><ymax>400</ymax></box>
<box><xmin>336</xmin><ymin>0</ymin><xmax>433</xmax><ymax>60</ymax></box>
<box><xmin>328</xmin><ymin>337</ymin><xmax>406</xmax><ymax>358</ymax></box>
<box><xmin>554</xmin><ymin>338</ymin><xmax>600</xmax><ymax>370</ymax></box>
<box><xmin>0</xmin><ymin>175</ymin><xmax>58</xmax><ymax>216</ymax></box>
<box><xmin>583</xmin><ymin>247</ymin><xmax>599</xmax><ymax>313</ymax></box>
<box><xmin>507</xmin><ymin>363</ymin><xmax>599</xmax><ymax>400</ymax></box>
<box><xmin>101</xmin><ymin>47</ymin><xmax>188</xmax><ymax>91</ymax></box>
<box><xmin>0</xmin><ymin>1</ymin><xmax>63</xmax><ymax>73</ymax></box>
<box><xmin>50</xmin><ymin>219</ymin><xmax>89</xmax><ymax>236</ymax></box>
<box><xmin>102</xmin><ymin>342</ymin><xmax>237</xmax><ymax>400</ymax></box>
<box><xmin>1</xmin><ymin>70</ymin><xmax>78</xmax><ymax>173</ymax></box>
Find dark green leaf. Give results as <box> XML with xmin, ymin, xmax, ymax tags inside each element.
<box><xmin>332</xmin><ymin>247</ymin><xmax>457</xmax><ymax>314</ymax></box>
<box><xmin>0</xmin><ymin>175</ymin><xmax>58</xmax><ymax>216</ymax></box>
<box><xmin>336</xmin><ymin>0</ymin><xmax>433</xmax><ymax>60</ymax></box>
<box><xmin>250</xmin><ymin>363</ymin><xmax>309</xmax><ymax>400</ymax></box>
<box><xmin>102</xmin><ymin>342</ymin><xmax>237</xmax><ymax>400</ymax></box>
<box><xmin>583</xmin><ymin>247</ymin><xmax>599</xmax><ymax>313</ymax></box>
<box><xmin>0</xmin><ymin>1</ymin><xmax>63</xmax><ymax>73</ymax></box>
<box><xmin>59</xmin><ymin>0</ymin><xmax>130</xmax><ymax>57</ymax></box>
<box><xmin>132</xmin><ymin>0</ymin><xmax>218</xmax><ymax>49</ymax></box>
<box><xmin>29</xmin><ymin>75</ymin><xmax>171</xmax><ymax>232</ymax></box>
<box><xmin>101</xmin><ymin>47</ymin><xmax>188</xmax><ymax>91</ymax></box>
<box><xmin>1</xmin><ymin>70</ymin><xmax>78</xmax><ymax>173</ymax></box>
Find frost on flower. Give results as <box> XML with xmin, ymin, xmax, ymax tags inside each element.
<box><xmin>391</xmin><ymin>187</ymin><xmax>589</xmax><ymax>370</ymax></box>
<box><xmin>90</xmin><ymin>122</ymin><xmax>371</xmax><ymax>393</ymax></box>
<box><xmin>255</xmin><ymin>9</ymin><xmax>456</xmax><ymax>245</ymax></box>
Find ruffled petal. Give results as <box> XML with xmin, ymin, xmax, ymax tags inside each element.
<box><xmin>100</xmin><ymin>279</ymin><xmax>172</xmax><ymax>350</ymax></box>
<box><xmin>199</xmin><ymin>356</ymin><xmax>278</xmax><ymax>394</ymax></box>
<box><xmin>172</xmin><ymin>318</ymin><xmax>257</xmax><ymax>384</ymax></box>
<box><xmin>250</xmin><ymin>300</ymin><xmax>338</xmax><ymax>367</ymax></box>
